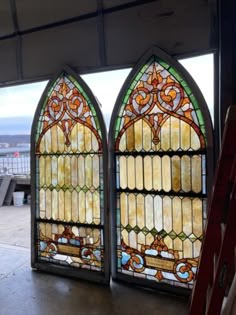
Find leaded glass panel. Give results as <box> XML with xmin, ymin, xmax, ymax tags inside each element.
<box><xmin>32</xmin><ymin>70</ymin><xmax>108</xmax><ymax>282</ymax></box>
<box><xmin>112</xmin><ymin>53</ymin><xmax>211</xmax><ymax>290</ymax></box>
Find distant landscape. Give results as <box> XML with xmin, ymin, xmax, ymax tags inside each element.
<box><xmin>0</xmin><ymin>116</ymin><xmax>31</xmax><ymax>147</ymax></box>
<box><xmin>0</xmin><ymin>135</ymin><xmax>30</xmax><ymax>147</ymax></box>
<box><xmin>0</xmin><ymin>116</ymin><xmax>32</xmax><ymax>135</ymax></box>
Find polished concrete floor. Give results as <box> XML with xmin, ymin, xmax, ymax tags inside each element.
<box><xmin>0</xmin><ymin>206</ymin><xmax>189</xmax><ymax>315</ymax></box>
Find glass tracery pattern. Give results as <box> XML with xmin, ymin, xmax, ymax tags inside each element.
<box><xmin>34</xmin><ymin>72</ymin><xmax>105</xmax><ymax>272</ymax></box>
<box><xmin>114</xmin><ymin>56</ymin><xmax>207</xmax><ymax>288</ymax></box>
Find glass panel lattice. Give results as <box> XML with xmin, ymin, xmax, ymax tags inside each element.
<box><xmin>33</xmin><ymin>72</ymin><xmax>106</xmax><ymax>274</ymax></box>
<box><xmin>114</xmin><ymin>56</ymin><xmax>207</xmax><ymax>289</ymax></box>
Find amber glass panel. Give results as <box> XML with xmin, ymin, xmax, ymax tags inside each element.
<box><xmin>161</xmin><ymin>118</ymin><xmax>171</xmax><ymax>151</ymax></box>
<box><xmin>135</xmin><ymin>156</ymin><xmax>143</xmax><ymax>190</ymax></box>
<box><xmin>127</xmin><ymin>156</ymin><xmax>135</xmax><ymax>189</ymax></box>
<box><xmin>154</xmin><ymin>195</ymin><xmax>163</xmax><ymax>231</ymax></box>
<box><xmin>170</xmin><ymin>117</ymin><xmax>180</xmax><ymax>151</ymax></box>
<box><xmin>191</xmin><ymin>128</ymin><xmax>201</xmax><ymax>150</ymax></box>
<box><xmin>126</xmin><ymin>124</ymin><xmax>135</xmax><ymax>151</ymax></box>
<box><xmin>172</xmin><ymin>156</ymin><xmax>181</xmax><ymax>192</ymax></box>
<box><xmin>142</xmin><ymin>121</ymin><xmax>152</xmax><ymax>152</ymax></box>
<box><xmin>192</xmin><ymin>155</ymin><xmax>202</xmax><ymax>193</ymax></box>
<box><xmin>182</xmin><ymin>198</ymin><xmax>192</xmax><ymax>236</ymax></box>
<box><xmin>119</xmin><ymin>132</ymin><xmax>126</xmax><ymax>152</ymax></box>
<box><xmin>152</xmin><ymin>156</ymin><xmax>161</xmax><ymax>191</ymax></box>
<box><xmin>180</xmin><ymin>120</ymin><xmax>191</xmax><ymax>150</ymax></box>
<box><xmin>136</xmin><ymin>194</ymin><xmax>145</xmax><ymax>229</ymax></box>
<box><xmin>128</xmin><ymin>194</ymin><xmax>136</xmax><ymax>227</ymax></box>
<box><xmin>119</xmin><ymin>156</ymin><xmax>127</xmax><ymax>189</ymax></box>
<box><xmin>35</xmin><ymin>72</ymin><xmax>104</xmax><ymax>272</ymax></box>
<box><xmin>144</xmin><ymin>156</ymin><xmax>152</xmax><ymax>190</ymax></box>
<box><xmin>192</xmin><ymin>198</ymin><xmax>203</xmax><ymax>237</ymax></box>
<box><xmin>162</xmin><ymin>156</ymin><xmax>171</xmax><ymax>192</ymax></box>
<box><xmin>145</xmin><ymin>195</ymin><xmax>154</xmax><ymax>230</ymax></box>
<box><xmin>163</xmin><ymin>196</ymin><xmax>172</xmax><ymax>233</ymax></box>
<box><xmin>181</xmin><ymin>156</ymin><xmax>191</xmax><ymax>192</ymax></box>
<box><xmin>172</xmin><ymin>197</ymin><xmax>182</xmax><ymax>235</ymax></box>
<box><xmin>120</xmin><ymin>193</ymin><xmax>128</xmax><ymax>227</ymax></box>
<box><xmin>134</xmin><ymin>120</ymin><xmax>143</xmax><ymax>151</ymax></box>
<box><xmin>115</xmin><ymin>56</ymin><xmax>207</xmax><ymax>288</ymax></box>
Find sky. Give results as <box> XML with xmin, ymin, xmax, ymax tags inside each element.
<box><xmin>0</xmin><ymin>54</ymin><xmax>213</xmax><ymax>133</ymax></box>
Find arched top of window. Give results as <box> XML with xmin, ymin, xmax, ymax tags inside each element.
<box><xmin>110</xmin><ymin>47</ymin><xmax>213</xmax><ymax>153</ymax></box>
<box><xmin>33</xmin><ymin>69</ymin><xmax>105</xmax><ymax>155</ymax></box>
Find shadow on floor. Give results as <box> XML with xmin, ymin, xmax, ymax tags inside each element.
<box><xmin>0</xmin><ymin>206</ymin><xmax>189</xmax><ymax>315</ymax></box>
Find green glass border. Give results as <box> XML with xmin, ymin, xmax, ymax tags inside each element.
<box><xmin>36</xmin><ymin>73</ymin><xmax>102</xmax><ymax>144</ymax></box>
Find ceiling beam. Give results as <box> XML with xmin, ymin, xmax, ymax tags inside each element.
<box><xmin>97</xmin><ymin>0</ymin><xmax>107</xmax><ymax>67</ymax></box>
<box><xmin>10</xmin><ymin>0</ymin><xmax>22</xmax><ymax>80</ymax></box>
<box><xmin>0</xmin><ymin>0</ymin><xmax>159</xmax><ymax>41</ymax></box>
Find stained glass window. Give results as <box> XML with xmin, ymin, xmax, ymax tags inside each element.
<box><xmin>31</xmin><ymin>70</ymin><xmax>108</xmax><ymax>282</ymax></box>
<box><xmin>110</xmin><ymin>51</ymin><xmax>212</xmax><ymax>290</ymax></box>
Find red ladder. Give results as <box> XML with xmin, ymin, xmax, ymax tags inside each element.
<box><xmin>189</xmin><ymin>106</ymin><xmax>236</xmax><ymax>315</ymax></box>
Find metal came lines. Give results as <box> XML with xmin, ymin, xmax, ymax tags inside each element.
<box><xmin>37</xmin><ymin>218</ymin><xmax>103</xmax><ymax>229</ymax></box>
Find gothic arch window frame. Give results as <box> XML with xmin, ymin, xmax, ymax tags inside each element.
<box><xmin>31</xmin><ymin>66</ymin><xmax>109</xmax><ymax>284</ymax></box>
<box><xmin>108</xmin><ymin>46</ymin><xmax>214</xmax><ymax>294</ymax></box>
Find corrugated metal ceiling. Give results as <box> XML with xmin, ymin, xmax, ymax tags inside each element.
<box><xmin>0</xmin><ymin>0</ymin><xmax>217</xmax><ymax>86</ymax></box>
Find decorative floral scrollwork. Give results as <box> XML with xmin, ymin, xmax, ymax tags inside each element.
<box><xmin>48</xmin><ymin>96</ymin><xmax>64</xmax><ymax>120</ymax></box>
<box><xmin>159</xmin><ymin>82</ymin><xmax>184</xmax><ymax>112</ymax></box>
<box><xmin>130</xmin><ymin>87</ymin><xmax>152</xmax><ymax>115</ymax></box>
<box><xmin>120</xmin><ymin>236</ymin><xmax>198</xmax><ymax>284</ymax></box>
<box><xmin>67</xmin><ymin>89</ymin><xmax>87</xmax><ymax>118</ymax></box>
<box><xmin>174</xmin><ymin>259</ymin><xmax>196</xmax><ymax>283</ymax></box>
<box><xmin>116</xmin><ymin>59</ymin><xmax>205</xmax><ymax>149</ymax></box>
<box><xmin>129</xmin><ymin>253</ymin><xmax>145</xmax><ymax>273</ymax></box>
<box><xmin>81</xmin><ymin>247</ymin><xmax>94</xmax><ymax>265</ymax></box>
<box><xmin>39</xmin><ymin>226</ymin><xmax>102</xmax><ymax>268</ymax></box>
<box><xmin>36</xmin><ymin>73</ymin><xmax>102</xmax><ymax>152</ymax></box>
<box><xmin>39</xmin><ymin>240</ymin><xmax>57</xmax><ymax>257</ymax></box>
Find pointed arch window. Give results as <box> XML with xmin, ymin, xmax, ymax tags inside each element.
<box><xmin>109</xmin><ymin>48</ymin><xmax>213</xmax><ymax>291</ymax></box>
<box><xmin>31</xmin><ymin>69</ymin><xmax>109</xmax><ymax>283</ymax></box>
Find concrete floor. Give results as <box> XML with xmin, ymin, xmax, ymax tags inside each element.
<box><xmin>0</xmin><ymin>205</ymin><xmax>189</xmax><ymax>315</ymax></box>
<box><xmin>0</xmin><ymin>205</ymin><xmax>30</xmax><ymax>248</ymax></box>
